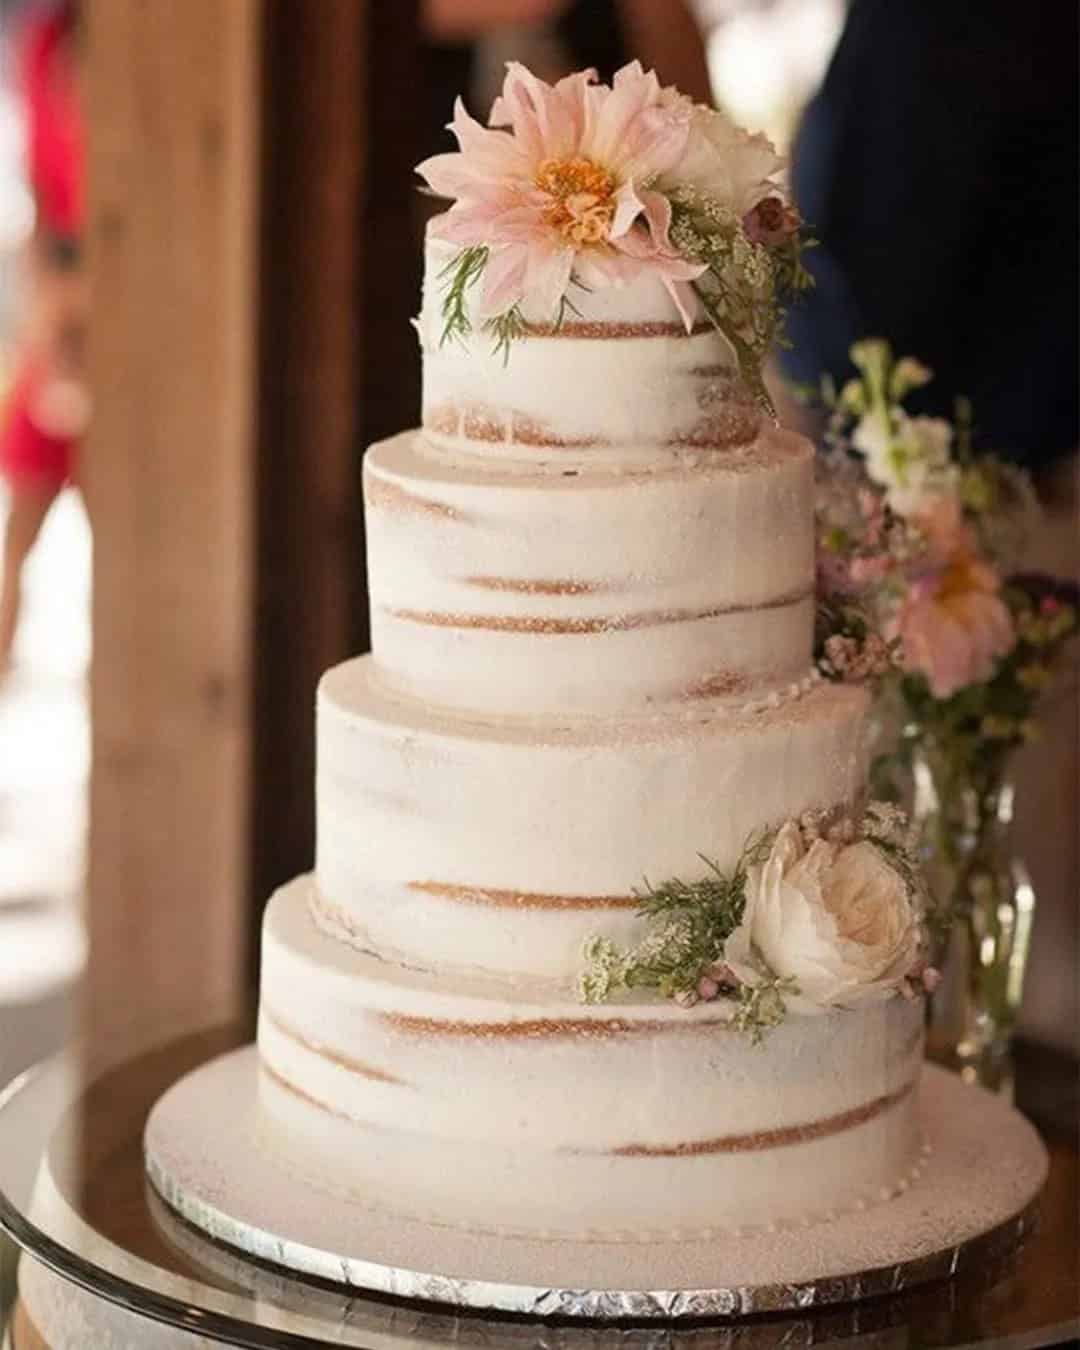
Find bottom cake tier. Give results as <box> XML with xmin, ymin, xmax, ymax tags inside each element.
<box><xmin>255</xmin><ymin>881</ymin><xmax>927</xmax><ymax>1241</ymax></box>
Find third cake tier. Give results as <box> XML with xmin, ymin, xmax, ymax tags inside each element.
<box><xmin>313</xmin><ymin>657</ymin><xmax>868</xmax><ymax>983</ymax></box>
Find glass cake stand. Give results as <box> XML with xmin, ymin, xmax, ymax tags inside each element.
<box><xmin>0</xmin><ymin>1022</ymin><xmax>1076</xmax><ymax>1349</ymax></box>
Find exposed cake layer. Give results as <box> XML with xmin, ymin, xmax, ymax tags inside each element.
<box><xmin>314</xmin><ymin>657</ymin><xmax>869</xmax><ymax>982</ymax></box>
<box><xmin>419</xmin><ymin>236</ymin><xmax>760</xmax><ymax>464</ymax></box>
<box><xmin>365</xmin><ymin>430</ymin><xmax>815</xmax><ymax>717</ymax></box>
<box><xmin>258</xmin><ymin>882</ymin><xmax>925</xmax><ymax>1239</ymax></box>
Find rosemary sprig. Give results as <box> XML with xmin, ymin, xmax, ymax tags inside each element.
<box><xmin>579</xmin><ymin>830</ymin><xmax>782</xmax><ymax>1039</ymax></box>
<box><xmin>483</xmin><ymin>304</ymin><xmax>526</xmax><ymax>364</ymax></box>
<box><xmin>439</xmin><ymin>250</ymin><xmax>589</xmax><ymax>361</ymax></box>
<box><xmin>439</xmin><ymin>245</ymin><xmax>489</xmax><ymax>347</ymax></box>
<box><xmin>556</xmin><ymin>289</ymin><xmax>584</xmax><ymax>326</ymax></box>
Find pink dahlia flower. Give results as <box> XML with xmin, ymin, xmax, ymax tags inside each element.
<box><xmin>416</xmin><ymin>62</ymin><xmax>706</xmax><ymax>325</ymax></box>
<box><xmin>894</xmin><ymin>497</ymin><xmax>1016</xmax><ymax>698</ymax></box>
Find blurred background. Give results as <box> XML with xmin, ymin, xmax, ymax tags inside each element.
<box><xmin>0</xmin><ymin>0</ymin><xmax>1075</xmax><ymax>1095</ymax></box>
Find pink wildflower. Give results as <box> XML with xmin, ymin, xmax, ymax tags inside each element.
<box><xmin>849</xmin><ymin>553</ymin><xmax>893</xmax><ymax>588</ymax></box>
<box><xmin>826</xmin><ymin>816</ymin><xmax>857</xmax><ymax>844</ymax></box>
<box><xmin>817</xmin><ymin>550</ymin><xmax>857</xmax><ymax>597</ymax></box>
<box><xmin>823</xmin><ymin>631</ymin><xmax>893</xmax><ymax>682</ymax></box>
<box><xmin>706</xmin><ymin>961</ymin><xmax>736</xmax><ymax>986</ymax></box>
<box><xmin>742</xmin><ymin>195</ymin><xmax>800</xmax><ymax>246</ymax></box>
<box><xmin>893</xmin><ymin>498</ymin><xmax>1015</xmax><ymax>698</ymax></box>
<box><xmin>858</xmin><ymin>487</ymin><xmax>887</xmax><ymax>546</ymax></box>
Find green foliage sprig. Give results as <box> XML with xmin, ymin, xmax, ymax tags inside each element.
<box><xmin>439</xmin><ymin>245</ymin><xmax>489</xmax><ymax>347</ymax></box>
<box><xmin>439</xmin><ymin>248</ymin><xmax>583</xmax><ymax>363</ymax></box>
<box><xmin>485</xmin><ymin>304</ymin><xmax>527</xmax><ymax>362</ymax></box>
<box><xmin>668</xmin><ymin>188</ymin><xmax>813</xmax><ymax>414</ymax></box>
<box><xmin>730</xmin><ymin>975</ymin><xmax>798</xmax><ymax>1045</ymax></box>
<box><xmin>579</xmin><ymin>830</ymin><xmax>790</xmax><ymax>1041</ymax></box>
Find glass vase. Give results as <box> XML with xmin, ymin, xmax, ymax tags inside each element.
<box><xmin>911</xmin><ymin>742</ymin><xmax>1037</xmax><ymax>1090</ymax></box>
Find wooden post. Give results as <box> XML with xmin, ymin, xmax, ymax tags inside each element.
<box><xmin>249</xmin><ymin>0</ymin><xmax>368</xmax><ymax>947</ymax></box>
<box><xmin>82</xmin><ymin>0</ymin><xmax>259</xmax><ymax>1048</ymax></box>
<box><xmin>357</xmin><ymin>0</ymin><xmax>423</xmax><ymax>455</ymax></box>
<box><xmin>82</xmin><ymin>0</ymin><xmax>422</xmax><ymax>1043</ymax></box>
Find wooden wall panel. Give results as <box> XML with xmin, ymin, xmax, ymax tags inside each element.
<box><xmin>358</xmin><ymin>0</ymin><xmax>422</xmax><ymax>454</ymax></box>
<box><xmin>82</xmin><ymin>0</ymin><xmax>259</xmax><ymax>1047</ymax></box>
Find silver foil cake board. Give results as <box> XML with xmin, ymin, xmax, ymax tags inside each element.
<box><xmin>144</xmin><ymin>1048</ymin><xmax>1046</xmax><ymax>1321</ymax></box>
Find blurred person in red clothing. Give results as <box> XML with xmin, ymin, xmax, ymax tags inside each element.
<box><xmin>0</xmin><ymin>0</ymin><xmax>87</xmax><ymax>674</ymax></box>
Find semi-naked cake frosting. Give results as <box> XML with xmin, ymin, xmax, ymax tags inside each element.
<box><xmin>254</xmin><ymin>226</ymin><xmax>926</xmax><ymax>1242</ymax></box>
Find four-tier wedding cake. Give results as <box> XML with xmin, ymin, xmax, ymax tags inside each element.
<box><xmin>254</xmin><ymin>62</ymin><xmax>932</xmax><ymax>1244</ymax></box>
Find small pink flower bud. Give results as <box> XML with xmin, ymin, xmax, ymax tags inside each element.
<box><xmin>826</xmin><ymin>815</ymin><xmax>857</xmax><ymax>844</ymax></box>
<box><xmin>742</xmin><ymin>195</ymin><xmax>799</xmax><ymax>246</ymax></box>
<box><xmin>696</xmin><ymin>976</ymin><xmax>720</xmax><ymax>1001</ymax></box>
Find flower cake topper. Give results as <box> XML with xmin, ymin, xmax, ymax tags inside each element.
<box><xmin>417</xmin><ymin>61</ymin><xmax>811</xmax><ymax>405</ymax></box>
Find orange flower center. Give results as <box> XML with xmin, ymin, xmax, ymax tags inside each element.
<box><xmin>535</xmin><ymin>156</ymin><xmax>616</xmax><ymax>246</ymax></box>
<box><xmin>937</xmin><ymin>556</ymin><xmax>994</xmax><ymax>611</ymax></box>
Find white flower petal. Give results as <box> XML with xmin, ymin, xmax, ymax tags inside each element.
<box><xmin>734</xmin><ymin>816</ymin><xmax>921</xmax><ymax>1012</ymax></box>
<box><xmin>477</xmin><ymin>245</ymin><xmax>527</xmax><ymax>318</ymax></box>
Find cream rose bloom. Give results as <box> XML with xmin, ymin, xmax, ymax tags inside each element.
<box><xmin>664</xmin><ymin>104</ymin><xmax>784</xmax><ymax>217</ymax></box>
<box><xmin>723</xmin><ymin>822</ymin><xmax>921</xmax><ymax>1014</ymax></box>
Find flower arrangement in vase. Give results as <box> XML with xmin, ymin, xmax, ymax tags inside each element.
<box><xmin>810</xmin><ymin>340</ymin><xmax>1078</xmax><ymax>1081</ymax></box>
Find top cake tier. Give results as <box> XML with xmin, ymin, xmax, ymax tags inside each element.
<box><xmin>419</xmin><ymin>235</ymin><xmax>761</xmax><ymax>466</ymax></box>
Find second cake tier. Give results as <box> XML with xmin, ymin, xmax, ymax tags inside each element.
<box><xmin>314</xmin><ymin>657</ymin><xmax>869</xmax><ymax>984</ymax></box>
<box><xmin>365</xmin><ymin>429</ymin><xmax>814</xmax><ymax>718</ymax></box>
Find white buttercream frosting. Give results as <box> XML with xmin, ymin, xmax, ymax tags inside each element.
<box><xmin>314</xmin><ymin>656</ymin><xmax>868</xmax><ymax>982</ymax></box>
<box><xmin>365</xmin><ymin>428</ymin><xmax>815</xmax><ymax>717</ymax></box>
<box><xmin>257</xmin><ymin>882</ymin><xmax>924</xmax><ymax>1240</ymax></box>
<box><xmin>418</xmin><ymin>235</ymin><xmax>758</xmax><ymax>465</ymax></box>
<box><xmin>248</xmin><ymin>229</ymin><xmax>926</xmax><ymax>1244</ymax></box>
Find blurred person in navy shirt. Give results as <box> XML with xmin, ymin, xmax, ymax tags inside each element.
<box><xmin>780</xmin><ymin>0</ymin><xmax>1078</xmax><ymax>473</ymax></box>
<box><xmin>778</xmin><ymin>0</ymin><xmax>1078</xmax><ymax>1054</ymax></box>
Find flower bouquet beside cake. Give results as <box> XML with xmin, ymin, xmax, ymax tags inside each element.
<box><xmin>811</xmin><ymin>340</ymin><xmax>1078</xmax><ymax>1072</ymax></box>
